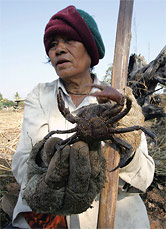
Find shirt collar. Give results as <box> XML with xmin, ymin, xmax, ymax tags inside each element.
<box><xmin>57</xmin><ymin>78</ymin><xmax>69</xmax><ymax>96</ymax></box>
<box><xmin>57</xmin><ymin>73</ymin><xmax>102</xmax><ymax>94</ymax></box>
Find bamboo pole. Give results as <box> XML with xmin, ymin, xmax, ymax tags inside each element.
<box><xmin>97</xmin><ymin>0</ymin><xmax>134</xmax><ymax>228</ymax></box>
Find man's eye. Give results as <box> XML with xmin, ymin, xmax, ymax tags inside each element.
<box><xmin>50</xmin><ymin>42</ymin><xmax>58</xmax><ymax>49</ymax></box>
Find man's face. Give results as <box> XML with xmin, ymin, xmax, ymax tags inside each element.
<box><xmin>48</xmin><ymin>35</ymin><xmax>91</xmax><ymax>80</ymax></box>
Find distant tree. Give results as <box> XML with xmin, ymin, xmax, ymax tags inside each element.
<box><xmin>103</xmin><ymin>64</ymin><xmax>113</xmax><ymax>84</ymax></box>
<box><xmin>0</xmin><ymin>98</ymin><xmax>16</xmax><ymax>110</ymax></box>
<box><xmin>0</xmin><ymin>93</ymin><xmax>3</xmax><ymax>100</ymax></box>
<box><xmin>3</xmin><ymin>100</ymin><xmax>15</xmax><ymax>107</ymax></box>
<box><xmin>14</xmin><ymin>92</ymin><xmax>21</xmax><ymax>101</ymax></box>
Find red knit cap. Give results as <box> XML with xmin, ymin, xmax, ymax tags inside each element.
<box><xmin>44</xmin><ymin>6</ymin><xmax>100</xmax><ymax>66</ymax></box>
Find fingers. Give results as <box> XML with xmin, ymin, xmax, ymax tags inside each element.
<box><xmin>89</xmin><ymin>149</ymin><xmax>101</xmax><ymax>178</ymax></box>
<box><xmin>91</xmin><ymin>87</ymin><xmax>123</xmax><ymax>103</ymax></box>
<box><xmin>68</xmin><ymin>141</ymin><xmax>91</xmax><ymax>193</ymax></box>
<box><xmin>45</xmin><ymin>144</ymin><xmax>70</xmax><ymax>189</ymax></box>
<box><xmin>44</xmin><ymin>139</ymin><xmax>105</xmax><ymax>193</ymax></box>
<box><xmin>43</xmin><ymin>137</ymin><xmax>63</xmax><ymax>165</ymax></box>
<box><xmin>86</xmin><ymin>84</ymin><xmax>123</xmax><ymax>104</ymax></box>
<box><xmin>71</xmin><ymin>141</ymin><xmax>89</xmax><ymax>165</ymax></box>
<box><xmin>70</xmin><ymin>141</ymin><xmax>90</xmax><ymax>176</ymax></box>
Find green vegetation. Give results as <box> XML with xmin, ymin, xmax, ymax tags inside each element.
<box><xmin>103</xmin><ymin>64</ymin><xmax>113</xmax><ymax>84</ymax></box>
<box><xmin>0</xmin><ymin>92</ymin><xmax>23</xmax><ymax>110</ymax></box>
<box><xmin>0</xmin><ymin>99</ymin><xmax>16</xmax><ymax>110</ymax></box>
<box><xmin>14</xmin><ymin>92</ymin><xmax>21</xmax><ymax>101</ymax></box>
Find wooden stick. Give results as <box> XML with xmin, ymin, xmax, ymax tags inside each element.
<box><xmin>112</xmin><ymin>0</ymin><xmax>134</xmax><ymax>89</ymax></box>
<box><xmin>97</xmin><ymin>0</ymin><xmax>134</xmax><ymax>228</ymax></box>
<box><xmin>97</xmin><ymin>146</ymin><xmax>120</xmax><ymax>228</ymax></box>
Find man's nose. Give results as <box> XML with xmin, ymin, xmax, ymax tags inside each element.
<box><xmin>55</xmin><ymin>40</ymin><xmax>66</xmax><ymax>55</ymax></box>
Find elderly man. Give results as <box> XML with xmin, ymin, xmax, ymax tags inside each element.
<box><xmin>11</xmin><ymin>5</ymin><xmax>154</xmax><ymax>229</ymax></box>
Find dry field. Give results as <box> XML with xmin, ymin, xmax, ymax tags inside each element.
<box><xmin>0</xmin><ymin>110</ymin><xmax>23</xmax><ymax>161</ymax></box>
<box><xmin>0</xmin><ymin>110</ymin><xmax>23</xmax><ymax>227</ymax></box>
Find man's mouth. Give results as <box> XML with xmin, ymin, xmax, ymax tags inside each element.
<box><xmin>56</xmin><ymin>59</ymin><xmax>70</xmax><ymax>66</ymax></box>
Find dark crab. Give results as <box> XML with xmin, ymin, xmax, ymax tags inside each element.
<box><xmin>46</xmin><ymin>85</ymin><xmax>155</xmax><ymax>170</ymax></box>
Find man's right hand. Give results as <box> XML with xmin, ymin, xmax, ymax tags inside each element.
<box><xmin>44</xmin><ymin>138</ymin><xmax>70</xmax><ymax>189</ymax></box>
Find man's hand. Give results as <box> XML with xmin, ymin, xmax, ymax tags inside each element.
<box><xmin>62</xmin><ymin>141</ymin><xmax>106</xmax><ymax>214</ymax></box>
<box><xmin>45</xmin><ymin>142</ymin><xmax>70</xmax><ymax>189</ymax></box>
<box><xmin>23</xmin><ymin>137</ymin><xmax>106</xmax><ymax>215</ymax></box>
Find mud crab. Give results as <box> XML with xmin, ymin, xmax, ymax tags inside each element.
<box><xmin>46</xmin><ymin>85</ymin><xmax>155</xmax><ymax>170</ymax></box>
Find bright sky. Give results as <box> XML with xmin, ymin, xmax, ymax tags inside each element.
<box><xmin>0</xmin><ymin>0</ymin><xmax>165</xmax><ymax>100</ymax></box>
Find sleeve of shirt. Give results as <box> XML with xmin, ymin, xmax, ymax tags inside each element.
<box><xmin>12</xmin><ymin>84</ymin><xmax>49</xmax><ymax>186</ymax></box>
<box><xmin>119</xmin><ymin>133</ymin><xmax>155</xmax><ymax>192</ymax></box>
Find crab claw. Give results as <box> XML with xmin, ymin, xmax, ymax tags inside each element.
<box><xmin>86</xmin><ymin>84</ymin><xmax>124</xmax><ymax>104</ymax></box>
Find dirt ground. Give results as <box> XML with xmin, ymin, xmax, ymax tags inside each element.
<box><xmin>0</xmin><ymin>110</ymin><xmax>165</xmax><ymax>228</ymax></box>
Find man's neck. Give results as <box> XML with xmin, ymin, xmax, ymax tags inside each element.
<box><xmin>62</xmin><ymin>73</ymin><xmax>93</xmax><ymax>95</ymax></box>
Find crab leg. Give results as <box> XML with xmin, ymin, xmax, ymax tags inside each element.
<box><xmin>108</xmin><ymin>125</ymin><xmax>155</xmax><ymax>139</ymax></box>
<box><xmin>56</xmin><ymin>133</ymin><xmax>79</xmax><ymax>150</ymax></box>
<box><xmin>57</xmin><ymin>89</ymin><xmax>79</xmax><ymax>123</ymax></box>
<box><xmin>44</xmin><ymin>127</ymin><xmax>78</xmax><ymax>140</ymax></box>
<box><xmin>108</xmin><ymin>136</ymin><xmax>133</xmax><ymax>172</ymax></box>
<box><xmin>102</xmin><ymin>103</ymin><xmax>123</xmax><ymax>119</ymax></box>
<box><xmin>106</xmin><ymin>97</ymin><xmax>132</xmax><ymax>124</ymax></box>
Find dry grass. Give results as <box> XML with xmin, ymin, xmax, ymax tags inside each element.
<box><xmin>0</xmin><ymin>110</ymin><xmax>23</xmax><ymax>227</ymax></box>
<box><xmin>145</xmin><ymin>94</ymin><xmax>166</xmax><ymax>177</ymax></box>
<box><xmin>0</xmin><ymin>110</ymin><xmax>23</xmax><ymax>164</ymax></box>
<box><xmin>0</xmin><ymin>110</ymin><xmax>23</xmax><ymax>190</ymax></box>
<box><xmin>146</xmin><ymin>117</ymin><xmax>166</xmax><ymax>177</ymax></box>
